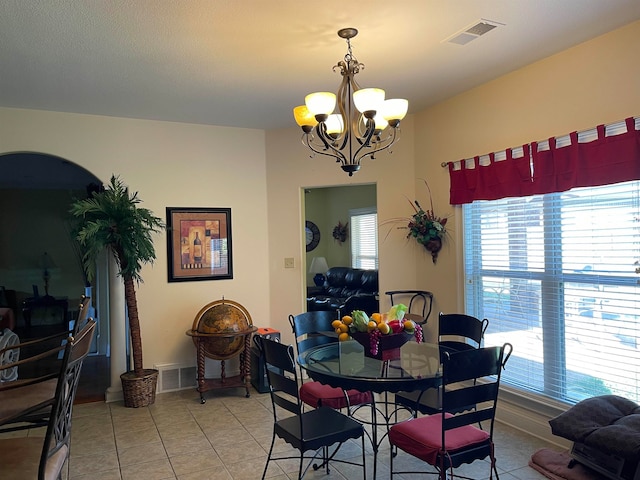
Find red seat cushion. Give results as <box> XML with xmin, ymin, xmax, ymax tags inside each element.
<box><xmin>299</xmin><ymin>381</ymin><xmax>371</xmax><ymax>409</ymax></box>
<box><xmin>389</xmin><ymin>413</ymin><xmax>490</xmax><ymax>464</ymax></box>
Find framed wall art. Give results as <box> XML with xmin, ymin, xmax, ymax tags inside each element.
<box><xmin>166</xmin><ymin>207</ymin><xmax>233</xmax><ymax>282</ymax></box>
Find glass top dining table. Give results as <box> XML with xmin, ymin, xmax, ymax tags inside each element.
<box><xmin>298</xmin><ymin>340</ymin><xmax>443</xmax><ymax>394</ymax></box>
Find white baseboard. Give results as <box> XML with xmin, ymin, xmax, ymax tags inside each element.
<box><xmin>496</xmin><ymin>393</ymin><xmax>571</xmax><ymax>449</ymax></box>
<box><xmin>105</xmin><ymin>385</ymin><xmax>123</xmax><ymax>403</ymax></box>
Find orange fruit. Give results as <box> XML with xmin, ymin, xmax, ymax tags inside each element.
<box><xmin>331</xmin><ymin>319</ymin><xmax>343</xmax><ymax>329</ymax></box>
<box><xmin>367</xmin><ymin>321</ymin><xmax>377</xmax><ymax>332</ymax></box>
<box><xmin>339</xmin><ymin>323</ymin><xmax>349</xmax><ymax>333</ymax></box>
<box><xmin>338</xmin><ymin>332</ymin><xmax>350</xmax><ymax>342</ymax></box>
<box><xmin>342</xmin><ymin>315</ymin><xmax>353</xmax><ymax>325</ymax></box>
<box><xmin>371</xmin><ymin>313</ymin><xmax>382</xmax><ymax>324</ymax></box>
<box><xmin>378</xmin><ymin>322</ymin><xmax>390</xmax><ymax>335</ymax></box>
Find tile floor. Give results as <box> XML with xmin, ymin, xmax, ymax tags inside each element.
<box><xmin>1</xmin><ymin>387</ymin><xmax>559</xmax><ymax>480</ymax></box>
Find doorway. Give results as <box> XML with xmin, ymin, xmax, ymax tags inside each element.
<box><xmin>0</xmin><ymin>152</ymin><xmax>110</xmax><ymax>403</ymax></box>
<box><xmin>303</xmin><ymin>183</ymin><xmax>377</xmax><ymax>290</ymax></box>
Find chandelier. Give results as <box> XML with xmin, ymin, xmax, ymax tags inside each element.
<box><xmin>293</xmin><ymin>28</ymin><xmax>408</xmax><ymax>176</ymax></box>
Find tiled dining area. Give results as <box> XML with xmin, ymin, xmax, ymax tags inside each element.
<box><xmin>1</xmin><ymin>386</ymin><xmax>560</xmax><ymax>480</ymax></box>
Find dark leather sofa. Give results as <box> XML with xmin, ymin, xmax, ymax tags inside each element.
<box><xmin>307</xmin><ymin>267</ymin><xmax>379</xmax><ymax>316</ymax></box>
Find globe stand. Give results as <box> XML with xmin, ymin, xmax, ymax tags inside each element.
<box><xmin>186</xmin><ymin>333</ymin><xmax>255</xmax><ymax>403</ymax></box>
<box><xmin>186</xmin><ymin>299</ymin><xmax>257</xmax><ymax>404</ymax></box>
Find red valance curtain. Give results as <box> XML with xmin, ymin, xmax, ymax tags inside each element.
<box><xmin>448</xmin><ymin>116</ymin><xmax>640</xmax><ymax>205</ymax></box>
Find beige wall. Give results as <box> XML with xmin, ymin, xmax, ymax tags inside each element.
<box><xmin>413</xmin><ymin>19</ymin><xmax>640</xmax><ymax>341</ymax></box>
<box><xmin>1</xmin><ymin>19</ymin><xmax>639</xmax><ymax>382</ymax></box>
<box><xmin>266</xmin><ymin>118</ymin><xmax>418</xmax><ymax>344</ymax></box>
<box><xmin>0</xmin><ymin>108</ymin><xmax>268</xmax><ymax>370</ymax></box>
<box><xmin>406</xmin><ymin>20</ymin><xmax>640</xmax><ymax>443</ymax></box>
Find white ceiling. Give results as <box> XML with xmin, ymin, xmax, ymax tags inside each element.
<box><xmin>2</xmin><ymin>0</ymin><xmax>640</xmax><ymax>132</ymax></box>
<box><xmin>2</xmin><ymin>1</ymin><xmax>640</xmax><ymax>189</ymax></box>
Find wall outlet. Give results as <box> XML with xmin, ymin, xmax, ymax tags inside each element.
<box><xmin>284</xmin><ymin>257</ymin><xmax>295</xmax><ymax>269</ymax></box>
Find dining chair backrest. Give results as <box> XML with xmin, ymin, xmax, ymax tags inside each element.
<box><xmin>438</xmin><ymin>312</ymin><xmax>489</xmax><ymax>352</ymax></box>
<box><xmin>288</xmin><ymin>311</ymin><xmax>373</xmax><ymax>412</ymax></box>
<box><xmin>440</xmin><ymin>343</ymin><xmax>512</xmax><ymax>438</ymax></box>
<box><xmin>395</xmin><ymin>313</ymin><xmax>489</xmax><ymax>417</ymax></box>
<box><xmin>254</xmin><ymin>335</ymin><xmax>302</xmax><ymax>418</ymax></box>
<box><xmin>0</xmin><ymin>319</ymin><xmax>96</xmax><ymax>478</ymax></box>
<box><xmin>289</xmin><ymin>311</ymin><xmax>336</xmax><ymax>361</ymax></box>
<box><xmin>386</xmin><ymin>290</ymin><xmax>434</xmax><ymax>325</ymax></box>
<box><xmin>40</xmin><ymin>319</ymin><xmax>96</xmax><ymax>479</ymax></box>
<box><xmin>0</xmin><ymin>330</ymin><xmax>73</xmax><ymax>433</ymax></box>
<box><xmin>71</xmin><ymin>295</ymin><xmax>92</xmax><ymax>336</ymax></box>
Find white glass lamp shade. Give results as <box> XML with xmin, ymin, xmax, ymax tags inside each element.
<box><xmin>293</xmin><ymin>105</ymin><xmax>318</xmax><ymax>128</ymax></box>
<box><xmin>309</xmin><ymin>256</ymin><xmax>329</xmax><ymax>274</ymax></box>
<box><xmin>381</xmin><ymin>98</ymin><xmax>409</xmax><ymax>122</ymax></box>
<box><xmin>305</xmin><ymin>92</ymin><xmax>337</xmax><ymax>116</ymax></box>
<box><xmin>353</xmin><ymin>88</ymin><xmax>385</xmax><ymax>116</ymax></box>
<box><xmin>325</xmin><ymin>114</ymin><xmax>344</xmax><ymax>136</ymax></box>
<box><xmin>373</xmin><ymin>114</ymin><xmax>388</xmax><ymax>133</ymax></box>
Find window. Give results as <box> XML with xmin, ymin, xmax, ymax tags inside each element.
<box><xmin>464</xmin><ymin>181</ymin><xmax>640</xmax><ymax>405</ymax></box>
<box><xmin>350</xmin><ymin>208</ymin><xmax>378</xmax><ymax>269</ymax></box>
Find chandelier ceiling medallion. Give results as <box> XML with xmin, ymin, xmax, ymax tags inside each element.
<box><xmin>293</xmin><ymin>28</ymin><xmax>408</xmax><ymax>176</ymax></box>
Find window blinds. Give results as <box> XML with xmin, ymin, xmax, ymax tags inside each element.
<box><xmin>350</xmin><ymin>209</ymin><xmax>378</xmax><ymax>270</ymax></box>
<box><xmin>464</xmin><ymin>181</ymin><xmax>640</xmax><ymax>404</ymax></box>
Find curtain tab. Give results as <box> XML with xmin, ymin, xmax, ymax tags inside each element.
<box><xmin>625</xmin><ymin>117</ymin><xmax>635</xmax><ymax>132</ymax></box>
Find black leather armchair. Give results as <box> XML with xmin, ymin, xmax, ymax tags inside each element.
<box><xmin>307</xmin><ymin>267</ymin><xmax>379</xmax><ymax>316</ymax></box>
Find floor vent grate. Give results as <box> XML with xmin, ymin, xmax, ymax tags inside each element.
<box><xmin>154</xmin><ymin>363</ymin><xmax>197</xmax><ymax>393</ymax></box>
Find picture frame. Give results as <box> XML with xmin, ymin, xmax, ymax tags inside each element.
<box><xmin>166</xmin><ymin>207</ymin><xmax>233</xmax><ymax>282</ymax></box>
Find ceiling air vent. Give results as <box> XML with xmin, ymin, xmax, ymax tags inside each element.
<box><xmin>445</xmin><ymin>19</ymin><xmax>504</xmax><ymax>46</ymax></box>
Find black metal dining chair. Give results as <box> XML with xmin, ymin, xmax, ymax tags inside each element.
<box><xmin>289</xmin><ymin>311</ymin><xmax>372</xmax><ymax>411</ymax></box>
<box><xmin>385</xmin><ymin>289</ymin><xmax>434</xmax><ymax>325</ymax></box>
<box><xmin>255</xmin><ymin>335</ymin><xmax>367</xmax><ymax>479</ymax></box>
<box><xmin>389</xmin><ymin>343</ymin><xmax>513</xmax><ymax>480</ymax></box>
<box><xmin>395</xmin><ymin>312</ymin><xmax>489</xmax><ymax>416</ymax></box>
<box><xmin>438</xmin><ymin>312</ymin><xmax>489</xmax><ymax>353</ymax></box>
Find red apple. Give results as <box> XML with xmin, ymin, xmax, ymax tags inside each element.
<box><xmin>387</xmin><ymin>319</ymin><xmax>404</xmax><ymax>334</ymax></box>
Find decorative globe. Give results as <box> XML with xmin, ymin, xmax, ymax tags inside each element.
<box><xmin>191</xmin><ymin>299</ymin><xmax>254</xmax><ymax>360</ymax></box>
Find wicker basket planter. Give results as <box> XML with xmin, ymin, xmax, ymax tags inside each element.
<box><xmin>120</xmin><ymin>369</ymin><xmax>158</xmax><ymax>408</ymax></box>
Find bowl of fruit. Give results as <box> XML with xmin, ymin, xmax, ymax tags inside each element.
<box><xmin>332</xmin><ymin>305</ymin><xmax>423</xmax><ymax>360</ymax></box>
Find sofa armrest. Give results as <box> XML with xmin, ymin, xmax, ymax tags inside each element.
<box><xmin>306</xmin><ymin>286</ymin><xmax>325</xmax><ymax>297</ymax></box>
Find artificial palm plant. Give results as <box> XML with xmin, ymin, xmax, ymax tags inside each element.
<box><xmin>70</xmin><ymin>175</ymin><xmax>164</xmax><ymax>406</ymax></box>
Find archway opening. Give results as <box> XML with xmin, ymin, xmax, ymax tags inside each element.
<box><xmin>0</xmin><ymin>151</ymin><xmax>109</xmax><ymax>403</ymax></box>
